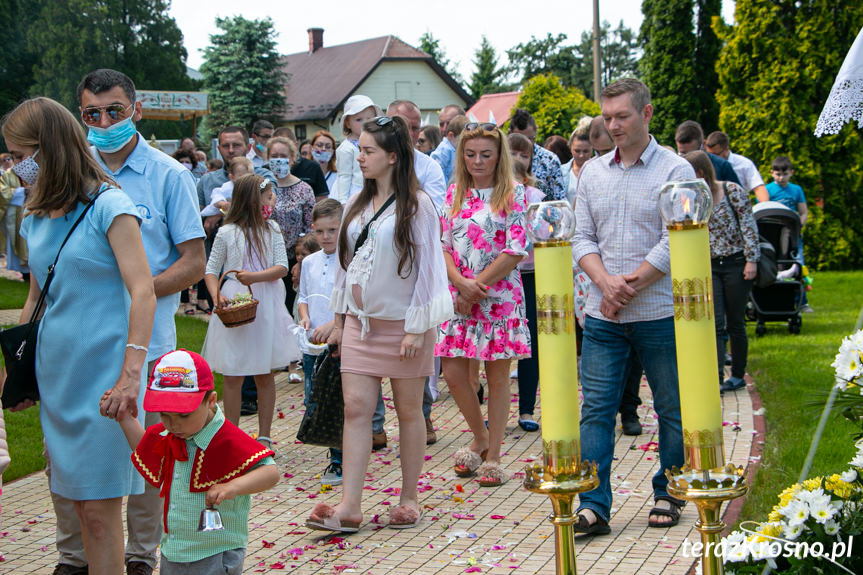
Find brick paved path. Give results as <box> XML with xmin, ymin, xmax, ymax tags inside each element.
<box><xmin>0</xmin><ymin>316</ymin><xmax>759</xmax><ymax>574</ymax></box>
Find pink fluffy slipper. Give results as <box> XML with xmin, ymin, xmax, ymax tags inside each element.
<box><xmin>389</xmin><ymin>504</ymin><xmax>423</xmax><ymax>529</ymax></box>
<box><xmin>305</xmin><ymin>502</ymin><xmax>361</xmax><ymax>533</ymax></box>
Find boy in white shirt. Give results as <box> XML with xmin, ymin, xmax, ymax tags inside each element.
<box><xmin>297</xmin><ymin>198</ymin><xmax>344</xmax><ymax>485</ymax></box>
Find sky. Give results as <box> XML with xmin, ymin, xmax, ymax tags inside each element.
<box><xmin>169</xmin><ymin>0</ymin><xmax>737</xmax><ymax>83</ymax></box>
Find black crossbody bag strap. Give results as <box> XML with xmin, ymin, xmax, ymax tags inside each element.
<box><xmin>15</xmin><ymin>189</ymin><xmax>105</xmax><ymax>358</ymax></box>
<box><xmin>353</xmin><ymin>194</ymin><xmax>396</xmax><ymax>254</ymax></box>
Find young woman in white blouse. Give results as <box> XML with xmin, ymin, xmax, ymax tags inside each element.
<box><xmin>306</xmin><ymin>115</ymin><xmax>453</xmax><ymax>533</ymax></box>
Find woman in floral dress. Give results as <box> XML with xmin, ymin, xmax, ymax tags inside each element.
<box><xmin>436</xmin><ymin>122</ymin><xmax>531</xmax><ymax>487</ymax></box>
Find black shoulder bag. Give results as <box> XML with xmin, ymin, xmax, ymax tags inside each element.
<box><xmin>0</xmin><ymin>192</ymin><xmax>103</xmax><ymax>407</ymax></box>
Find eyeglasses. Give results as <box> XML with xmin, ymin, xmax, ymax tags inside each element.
<box><xmin>465</xmin><ymin>122</ymin><xmax>497</xmax><ymax>132</ymax></box>
<box><xmin>255</xmin><ymin>133</ymin><xmax>273</xmax><ymax>140</ymax></box>
<box><xmin>80</xmin><ymin>103</ymin><xmax>134</xmax><ymax>125</ymax></box>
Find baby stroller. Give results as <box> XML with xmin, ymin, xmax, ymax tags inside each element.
<box><xmin>746</xmin><ymin>201</ymin><xmax>805</xmax><ymax>335</ymax></box>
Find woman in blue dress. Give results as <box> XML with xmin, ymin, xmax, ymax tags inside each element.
<box><xmin>4</xmin><ymin>97</ymin><xmax>156</xmax><ymax>574</ymax></box>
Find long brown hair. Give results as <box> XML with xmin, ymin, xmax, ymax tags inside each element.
<box><xmin>2</xmin><ymin>97</ymin><xmax>115</xmax><ymax>216</ymax></box>
<box><xmin>683</xmin><ymin>151</ymin><xmax>717</xmax><ymax>194</ymax></box>
<box><xmin>223</xmin><ymin>174</ymin><xmax>270</xmax><ymax>265</ymax></box>
<box><xmin>338</xmin><ymin>115</ymin><xmax>419</xmax><ymax>278</ymax></box>
<box><xmin>452</xmin><ymin>124</ymin><xmax>515</xmax><ymax>218</ymax></box>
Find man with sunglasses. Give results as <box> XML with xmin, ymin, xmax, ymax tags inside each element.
<box><xmin>45</xmin><ymin>68</ymin><xmax>207</xmax><ymax>575</ymax></box>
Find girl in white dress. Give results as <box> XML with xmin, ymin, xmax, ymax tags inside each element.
<box><xmin>202</xmin><ymin>174</ymin><xmax>300</xmax><ymax>447</ymax></box>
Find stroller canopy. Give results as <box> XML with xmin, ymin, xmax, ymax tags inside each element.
<box><xmin>753</xmin><ymin>201</ymin><xmax>801</xmax><ymax>261</ymax></box>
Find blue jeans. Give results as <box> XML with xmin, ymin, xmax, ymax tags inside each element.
<box><xmin>578</xmin><ymin>315</ymin><xmax>684</xmax><ymax>522</ymax></box>
<box><xmin>161</xmin><ymin>548</ymin><xmax>244</xmax><ymax>574</ymax></box>
<box><xmin>302</xmin><ymin>353</ymin><xmax>317</xmax><ymax>410</ymax></box>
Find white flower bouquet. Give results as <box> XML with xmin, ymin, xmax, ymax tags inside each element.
<box><xmin>720</xmin><ymin>329</ymin><xmax>863</xmax><ymax>574</ymax></box>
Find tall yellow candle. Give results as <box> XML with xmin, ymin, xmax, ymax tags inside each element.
<box><xmin>525</xmin><ymin>200</ymin><xmax>582</xmax><ymax>473</ymax></box>
<box><xmin>668</xmin><ymin>225</ymin><xmax>724</xmax><ymax>469</ymax></box>
<box><xmin>533</xmin><ymin>242</ymin><xmax>581</xmax><ymax>448</ymax></box>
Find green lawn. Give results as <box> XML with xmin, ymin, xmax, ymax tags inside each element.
<box><xmin>2</xmin><ymin>314</ymin><xmax>215</xmax><ymax>482</ymax></box>
<box><xmin>736</xmin><ymin>270</ymin><xmax>863</xmax><ymax>525</ymax></box>
<box><xmin>0</xmin><ymin>277</ymin><xmax>28</xmax><ymax>309</ymax></box>
<box><xmin>2</xmin><ymin>270</ymin><xmax>862</xmax><ymax>530</ymax></box>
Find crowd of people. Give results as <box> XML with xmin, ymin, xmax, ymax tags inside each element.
<box><xmin>0</xmin><ymin>65</ymin><xmax>814</xmax><ymax>574</ymax></box>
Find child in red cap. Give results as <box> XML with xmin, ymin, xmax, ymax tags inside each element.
<box><xmin>101</xmin><ymin>349</ymin><xmax>279</xmax><ymax>574</ymax></box>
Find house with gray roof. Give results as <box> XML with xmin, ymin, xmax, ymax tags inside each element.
<box><xmin>280</xmin><ymin>28</ymin><xmax>473</xmax><ymax>140</ymax></box>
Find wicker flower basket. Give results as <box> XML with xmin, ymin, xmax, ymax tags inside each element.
<box><xmin>214</xmin><ymin>270</ymin><xmax>259</xmax><ymax>328</ymax></box>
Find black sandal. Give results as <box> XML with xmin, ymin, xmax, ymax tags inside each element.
<box><xmin>648</xmin><ymin>496</ymin><xmax>685</xmax><ymax>528</ymax></box>
<box><xmin>573</xmin><ymin>511</ymin><xmax>611</xmax><ymax>537</ymax></box>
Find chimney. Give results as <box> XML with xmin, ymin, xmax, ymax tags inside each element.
<box><xmin>308</xmin><ymin>28</ymin><xmax>324</xmax><ymax>53</ymax></box>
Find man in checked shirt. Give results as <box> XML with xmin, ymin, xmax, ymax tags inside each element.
<box><xmin>571</xmin><ymin>78</ymin><xmax>696</xmax><ymax>535</ymax></box>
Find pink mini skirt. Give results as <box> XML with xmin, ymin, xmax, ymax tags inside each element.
<box><xmin>340</xmin><ymin>314</ymin><xmax>435</xmax><ymax>379</ymax></box>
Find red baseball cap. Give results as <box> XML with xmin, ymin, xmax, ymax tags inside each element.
<box><xmin>144</xmin><ymin>349</ymin><xmax>214</xmax><ymax>413</ymax></box>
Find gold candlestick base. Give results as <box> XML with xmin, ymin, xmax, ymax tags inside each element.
<box><xmin>524</xmin><ymin>449</ymin><xmax>598</xmax><ymax>575</ymax></box>
<box><xmin>665</xmin><ymin>463</ymin><xmax>748</xmax><ymax>575</ymax></box>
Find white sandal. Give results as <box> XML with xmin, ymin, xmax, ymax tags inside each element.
<box><xmin>258</xmin><ymin>436</ymin><xmax>273</xmax><ymax>450</ymax></box>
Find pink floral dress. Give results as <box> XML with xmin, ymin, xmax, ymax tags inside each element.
<box><xmin>435</xmin><ymin>183</ymin><xmax>532</xmax><ymax>361</ymax></box>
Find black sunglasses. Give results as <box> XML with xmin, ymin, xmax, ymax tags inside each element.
<box><xmin>371</xmin><ymin>116</ymin><xmax>393</xmax><ymax>127</ymax></box>
<box><xmin>465</xmin><ymin>122</ymin><xmax>498</xmax><ymax>132</ymax></box>
<box><xmin>80</xmin><ymin>103</ymin><xmax>134</xmax><ymax>125</ymax></box>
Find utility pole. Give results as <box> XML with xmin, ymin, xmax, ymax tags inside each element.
<box><xmin>593</xmin><ymin>0</ymin><xmax>602</xmax><ymax>102</ymax></box>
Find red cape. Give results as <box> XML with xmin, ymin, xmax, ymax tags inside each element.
<box><xmin>132</xmin><ymin>419</ymin><xmax>273</xmax><ymax>531</ymax></box>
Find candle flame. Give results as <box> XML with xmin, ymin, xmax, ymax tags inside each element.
<box><xmin>682</xmin><ymin>197</ymin><xmax>691</xmax><ymax>214</ymax></box>
<box><xmin>548</xmin><ymin>223</ymin><xmax>554</xmax><ymax>234</ymax></box>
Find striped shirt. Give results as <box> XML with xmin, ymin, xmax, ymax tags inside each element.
<box><xmin>573</xmin><ymin>136</ymin><xmax>696</xmax><ymax>323</ymax></box>
<box><xmin>159</xmin><ymin>406</ymin><xmax>275</xmax><ymax>563</ymax></box>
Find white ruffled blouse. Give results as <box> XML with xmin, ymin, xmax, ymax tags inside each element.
<box><xmin>330</xmin><ymin>191</ymin><xmax>454</xmax><ymax>338</ymax></box>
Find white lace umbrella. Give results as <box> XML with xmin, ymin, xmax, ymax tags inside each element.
<box><xmin>815</xmin><ymin>26</ymin><xmax>863</xmax><ymax>136</ymax></box>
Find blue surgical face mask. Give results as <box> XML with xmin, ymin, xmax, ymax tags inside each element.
<box><xmin>312</xmin><ymin>150</ymin><xmax>333</xmax><ymax>164</ymax></box>
<box><xmin>12</xmin><ymin>150</ymin><xmax>39</xmax><ymax>184</ymax></box>
<box><xmin>269</xmin><ymin>157</ymin><xmax>292</xmax><ymax>179</ymax></box>
<box><xmin>86</xmin><ymin>116</ymin><xmax>137</xmax><ymax>153</ymax></box>
<box><xmin>256</xmin><ymin>142</ymin><xmax>266</xmax><ymax>153</ymax></box>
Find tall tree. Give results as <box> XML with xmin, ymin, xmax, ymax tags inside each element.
<box><xmin>27</xmin><ymin>0</ymin><xmax>193</xmax><ymax>110</ymax></box>
<box><xmin>693</xmin><ymin>0</ymin><xmax>721</xmax><ymax>131</ymax></box>
<box><xmin>639</xmin><ymin>0</ymin><xmax>699</xmax><ymax>145</ymax></box>
<box><xmin>0</xmin><ymin>0</ymin><xmax>37</xmax><ymax>115</ymax></box>
<box><xmin>514</xmin><ymin>74</ymin><xmax>600</xmax><ymax>142</ymax></box>
<box><xmin>201</xmin><ymin>16</ymin><xmax>288</xmax><ymax>135</ymax></box>
<box><xmin>506</xmin><ymin>33</ymin><xmax>578</xmax><ymax>89</ymax></box>
<box><xmin>469</xmin><ymin>36</ymin><xmax>508</xmax><ymax>99</ymax></box>
<box><xmin>570</xmin><ymin>20</ymin><xmax>640</xmax><ymax>98</ymax></box>
<box><xmin>716</xmin><ymin>0</ymin><xmax>863</xmax><ymax>269</ymax></box>
<box><xmin>418</xmin><ymin>31</ymin><xmax>465</xmax><ymax>87</ymax></box>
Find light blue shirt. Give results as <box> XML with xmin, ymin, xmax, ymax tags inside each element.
<box><xmin>94</xmin><ymin>133</ymin><xmax>205</xmax><ymax>360</ymax></box>
<box><xmin>414</xmin><ymin>149</ymin><xmax>446</xmax><ymax>209</ymax></box>
<box><xmin>430</xmin><ymin>138</ymin><xmax>455</xmax><ymax>184</ymax></box>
